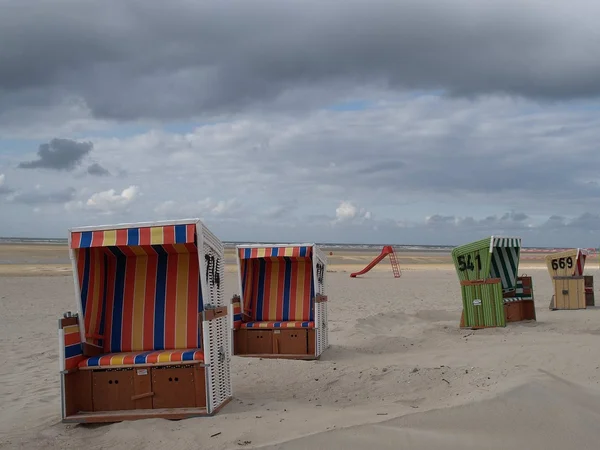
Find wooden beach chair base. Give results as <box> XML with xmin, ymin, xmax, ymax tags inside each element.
<box><xmin>234</xmin><ymin>328</ymin><xmax>319</xmax><ymax>360</ymax></box>
<box><xmin>61</xmin><ymin>361</ymin><xmax>215</xmax><ymax>423</ymax></box>
<box><xmin>60</xmin><ymin>305</ymin><xmax>231</xmax><ymax>424</ymax></box>
<box><xmin>459</xmin><ymin>276</ymin><xmax>536</xmax><ymax>329</ymax></box>
<box><xmin>459</xmin><ymin>303</ymin><xmax>536</xmax><ymax>329</ymax></box>
<box><xmin>549</xmin><ymin>276</ymin><xmax>587</xmax><ymax>310</ymax></box>
<box><xmin>505</xmin><ymin>300</ymin><xmax>536</xmax><ymax>323</ymax></box>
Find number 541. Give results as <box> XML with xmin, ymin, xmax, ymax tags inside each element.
<box><xmin>458</xmin><ymin>254</ymin><xmax>482</xmax><ymax>271</ymax></box>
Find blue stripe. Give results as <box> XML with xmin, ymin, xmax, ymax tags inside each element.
<box><xmin>154</xmin><ymin>245</ymin><xmax>168</xmax><ymax>350</ymax></box>
<box><xmin>134</xmin><ymin>351</ymin><xmax>153</xmax><ymax>364</ymax></box>
<box><xmin>80</xmin><ymin>248</ymin><xmax>91</xmax><ymax>318</ymax></box>
<box><xmin>85</xmin><ymin>356</ymin><xmax>101</xmax><ymax>367</ymax></box>
<box><xmin>182</xmin><ymin>350</ymin><xmax>197</xmax><ymax>361</ymax></box>
<box><xmin>175</xmin><ymin>224</ymin><xmax>187</xmax><ymax>243</ymax></box>
<box><xmin>65</xmin><ymin>343</ymin><xmax>82</xmax><ymax>358</ymax></box>
<box><xmin>111</xmin><ymin>250</ymin><xmax>127</xmax><ymax>352</ymax></box>
<box><xmin>255</xmin><ymin>259</ymin><xmax>266</xmax><ymax>320</ymax></box>
<box><xmin>127</xmin><ymin>228</ymin><xmax>139</xmax><ymax>245</ymax></box>
<box><xmin>98</xmin><ymin>253</ymin><xmax>108</xmax><ymax>347</ymax></box>
<box><xmin>302</xmin><ymin>321</ymin><xmax>309</xmax><ymax>327</ymax></box>
<box><xmin>241</xmin><ymin>260</ymin><xmax>248</xmax><ymax>300</ymax></box>
<box><xmin>79</xmin><ymin>231</ymin><xmax>93</xmax><ymax>248</ymax></box>
<box><xmin>299</xmin><ymin>246</ymin><xmax>307</xmax><ymax>257</ymax></box>
<box><xmin>244</xmin><ymin>248</ymin><xmax>251</xmax><ymax>259</ymax></box>
<box><xmin>282</xmin><ymin>260</ymin><xmax>292</xmax><ymax>321</ymax></box>
<box><xmin>271</xmin><ymin>247</ymin><xmax>279</xmax><ymax>257</ymax></box>
<box><xmin>234</xmin><ymin>314</ymin><xmax>242</xmax><ymax>321</ymax></box>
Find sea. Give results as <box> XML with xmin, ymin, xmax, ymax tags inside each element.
<box><xmin>0</xmin><ymin>237</ymin><xmax>596</xmax><ymax>254</ymax></box>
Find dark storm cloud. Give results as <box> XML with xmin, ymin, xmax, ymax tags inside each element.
<box><xmin>87</xmin><ymin>163</ymin><xmax>110</xmax><ymax>176</ymax></box>
<box><xmin>11</xmin><ymin>187</ymin><xmax>76</xmax><ymax>204</ymax></box>
<box><xmin>18</xmin><ymin>139</ymin><xmax>93</xmax><ymax>170</ymax></box>
<box><xmin>1</xmin><ymin>0</ymin><xmax>600</xmax><ymax>120</ymax></box>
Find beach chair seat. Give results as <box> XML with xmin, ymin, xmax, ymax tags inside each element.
<box><xmin>240</xmin><ymin>321</ymin><xmax>315</xmax><ymax>329</ymax></box>
<box><xmin>78</xmin><ymin>349</ymin><xmax>204</xmax><ymax>369</ymax></box>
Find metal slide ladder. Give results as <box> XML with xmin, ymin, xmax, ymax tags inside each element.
<box><xmin>389</xmin><ymin>248</ymin><xmax>402</xmax><ymax>278</ymax></box>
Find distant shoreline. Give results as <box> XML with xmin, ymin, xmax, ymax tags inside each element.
<box><xmin>0</xmin><ymin>238</ymin><xmax>597</xmax><ymax>254</ymax></box>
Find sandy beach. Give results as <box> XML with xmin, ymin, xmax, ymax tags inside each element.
<box><xmin>2</xmin><ymin>244</ymin><xmax>600</xmax><ymax>449</ymax></box>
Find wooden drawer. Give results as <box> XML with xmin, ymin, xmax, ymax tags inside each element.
<box><xmin>92</xmin><ymin>369</ymin><xmax>135</xmax><ymax>412</ymax></box>
<box><xmin>274</xmin><ymin>329</ymin><xmax>308</xmax><ymax>355</ymax></box>
<box><xmin>152</xmin><ymin>366</ymin><xmax>197</xmax><ymax>409</ymax></box>
<box><xmin>246</xmin><ymin>330</ymin><xmax>274</xmax><ymax>354</ymax></box>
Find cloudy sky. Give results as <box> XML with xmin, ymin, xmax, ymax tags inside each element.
<box><xmin>1</xmin><ymin>0</ymin><xmax>600</xmax><ymax>246</ymax></box>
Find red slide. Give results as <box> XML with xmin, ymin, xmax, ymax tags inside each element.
<box><xmin>350</xmin><ymin>245</ymin><xmax>401</xmax><ymax>278</ymax></box>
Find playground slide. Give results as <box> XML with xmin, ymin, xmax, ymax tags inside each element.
<box><xmin>350</xmin><ymin>245</ymin><xmax>395</xmax><ymax>278</ymax></box>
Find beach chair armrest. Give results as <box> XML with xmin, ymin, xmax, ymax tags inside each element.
<box><xmin>203</xmin><ymin>306</ymin><xmax>228</xmax><ymax>321</ymax></box>
<box><xmin>83</xmin><ymin>342</ymin><xmax>104</xmax><ymax>357</ymax></box>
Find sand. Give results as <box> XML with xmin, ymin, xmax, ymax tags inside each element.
<box><xmin>2</xmin><ymin>245</ymin><xmax>600</xmax><ymax>449</ymax></box>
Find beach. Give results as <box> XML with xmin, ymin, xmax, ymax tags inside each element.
<box><xmin>2</xmin><ymin>244</ymin><xmax>600</xmax><ymax>449</ymax></box>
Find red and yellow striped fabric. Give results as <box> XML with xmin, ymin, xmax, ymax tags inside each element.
<box><xmin>241</xmin><ymin>321</ymin><xmax>314</xmax><ymax>329</ymax></box>
<box><xmin>62</xmin><ymin>324</ymin><xmax>84</xmax><ymax>371</ymax></box>
<box><xmin>71</xmin><ymin>224</ymin><xmax>196</xmax><ymax>249</ymax></box>
<box><xmin>79</xmin><ymin>349</ymin><xmax>204</xmax><ymax>368</ymax></box>
<box><xmin>240</xmin><ymin>257</ymin><xmax>314</xmax><ymax>322</ymax></box>
<box><xmin>75</xmin><ymin>244</ymin><xmax>203</xmax><ymax>353</ymax></box>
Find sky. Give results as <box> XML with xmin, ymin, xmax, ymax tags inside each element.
<box><xmin>2</xmin><ymin>0</ymin><xmax>600</xmax><ymax>246</ymax></box>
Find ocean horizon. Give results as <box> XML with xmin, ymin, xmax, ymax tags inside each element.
<box><xmin>0</xmin><ymin>236</ymin><xmax>596</xmax><ymax>253</ymax></box>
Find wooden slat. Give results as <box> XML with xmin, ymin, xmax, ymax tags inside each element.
<box><xmin>63</xmin><ymin>407</ymin><xmax>210</xmax><ymax>423</ymax></box>
<box><xmin>236</xmin><ymin>353</ymin><xmax>319</xmax><ymax>360</ymax></box>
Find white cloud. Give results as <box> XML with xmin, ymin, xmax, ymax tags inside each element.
<box><xmin>335</xmin><ymin>201</ymin><xmax>371</xmax><ymax>223</ymax></box>
<box><xmin>85</xmin><ymin>185</ymin><xmax>139</xmax><ymax>213</ymax></box>
<box><xmin>0</xmin><ymin>173</ymin><xmax>5</xmax><ymax>186</ymax></box>
<box><xmin>335</xmin><ymin>201</ymin><xmax>358</xmax><ymax>221</ymax></box>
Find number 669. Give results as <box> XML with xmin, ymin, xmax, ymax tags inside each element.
<box><xmin>551</xmin><ymin>257</ymin><xmax>573</xmax><ymax>270</ymax></box>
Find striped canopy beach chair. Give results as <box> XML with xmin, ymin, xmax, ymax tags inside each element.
<box><xmin>452</xmin><ymin>236</ymin><xmax>536</xmax><ymax>329</ymax></box>
<box><xmin>546</xmin><ymin>248</ymin><xmax>594</xmax><ymax>310</ymax></box>
<box><xmin>58</xmin><ymin>219</ymin><xmax>232</xmax><ymax>423</ymax></box>
<box><xmin>231</xmin><ymin>244</ymin><xmax>329</xmax><ymax>359</ymax></box>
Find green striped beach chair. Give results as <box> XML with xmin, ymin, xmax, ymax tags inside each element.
<box><xmin>452</xmin><ymin>236</ymin><xmax>536</xmax><ymax>329</ymax></box>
